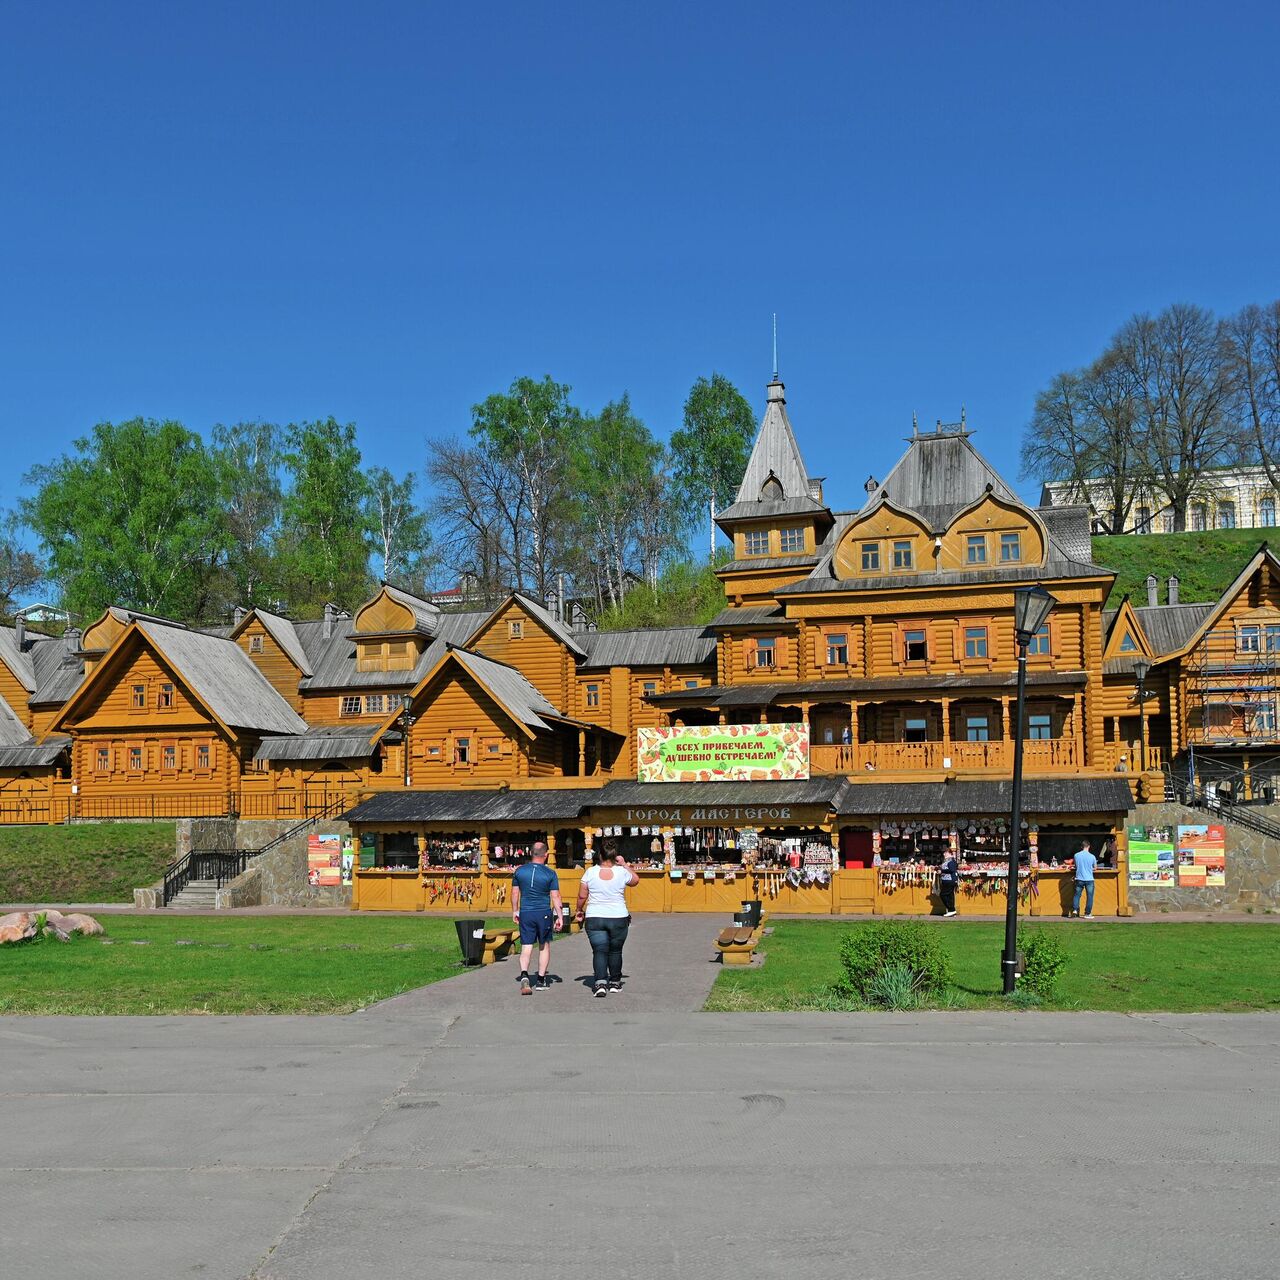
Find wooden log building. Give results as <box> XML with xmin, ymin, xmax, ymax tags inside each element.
<box><xmin>1</xmin><ymin>376</ymin><xmax>1275</xmax><ymax>912</ymax></box>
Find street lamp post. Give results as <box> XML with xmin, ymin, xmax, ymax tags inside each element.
<box><xmin>1132</xmin><ymin>657</ymin><xmax>1151</xmax><ymax>775</ymax></box>
<box><xmin>398</xmin><ymin>693</ymin><xmax>416</xmax><ymax>788</ymax></box>
<box><xmin>1003</xmin><ymin>583</ymin><xmax>1057</xmax><ymax>995</ymax></box>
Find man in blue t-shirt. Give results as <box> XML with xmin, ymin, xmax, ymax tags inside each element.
<box><xmin>1072</xmin><ymin>839</ymin><xmax>1098</xmax><ymax>918</ymax></box>
<box><xmin>511</xmin><ymin>842</ymin><xmax>562</xmax><ymax>994</ymax></box>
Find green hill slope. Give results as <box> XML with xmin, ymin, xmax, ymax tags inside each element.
<box><xmin>1092</xmin><ymin>529</ymin><xmax>1267</xmax><ymax>606</ymax></box>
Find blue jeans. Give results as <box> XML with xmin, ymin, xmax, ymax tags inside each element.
<box><xmin>584</xmin><ymin>916</ymin><xmax>630</xmax><ymax>984</ymax></box>
<box><xmin>1073</xmin><ymin>880</ymin><xmax>1095</xmax><ymax>915</ymax></box>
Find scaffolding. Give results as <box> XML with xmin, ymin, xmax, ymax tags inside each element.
<box><xmin>1184</xmin><ymin>626</ymin><xmax>1280</xmax><ymax>747</ymax></box>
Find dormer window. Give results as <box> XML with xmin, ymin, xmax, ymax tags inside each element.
<box><xmin>507</xmin><ymin>620</ymin><xmax>523</xmax><ymax>639</ymax></box>
<box><xmin>1000</xmin><ymin>532</ymin><xmax>1022</xmax><ymax>562</ymax></box>
<box><xmin>861</xmin><ymin>542</ymin><xmax>881</xmax><ymax>572</ymax></box>
<box><xmin>779</xmin><ymin>527</ymin><xmax>804</xmax><ymax>553</ymax></box>
<box><xmin>761</xmin><ymin>474</ymin><xmax>783</xmax><ymax>500</ymax></box>
<box><xmin>892</xmin><ymin>541</ymin><xmax>913</xmax><ymax>570</ymax></box>
<box><xmin>1119</xmin><ymin>632</ymin><xmax>1139</xmax><ymax>653</ymax></box>
<box><xmin>744</xmin><ymin>530</ymin><xmax>769</xmax><ymax>556</ymax></box>
<box><xmin>966</xmin><ymin>534</ymin><xmax>987</xmax><ymax>564</ymax></box>
<box><xmin>249</xmin><ymin>634</ymin><xmax>264</xmax><ymax>654</ymax></box>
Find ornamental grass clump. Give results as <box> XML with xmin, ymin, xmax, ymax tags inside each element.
<box><xmin>1016</xmin><ymin>927</ymin><xmax>1069</xmax><ymax>999</ymax></box>
<box><xmin>837</xmin><ymin>920</ymin><xmax>953</xmax><ymax>1006</ymax></box>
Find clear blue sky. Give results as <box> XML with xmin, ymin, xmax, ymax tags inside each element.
<box><xmin>2</xmin><ymin>1</ymin><xmax>1277</xmax><ymax>522</ymax></box>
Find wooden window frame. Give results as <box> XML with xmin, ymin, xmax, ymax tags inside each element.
<box><xmin>1027</xmin><ymin>623</ymin><xmax>1052</xmax><ymax>659</ymax></box>
<box><xmin>130</xmin><ymin>684</ymin><xmax>146</xmax><ymax>712</ymax></box>
<box><xmin>965</xmin><ymin>534</ymin><xmax>987</xmax><ymax>565</ymax></box>
<box><xmin>1239</xmin><ymin>624</ymin><xmax>1261</xmax><ymax>654</ymax></box>
<box><xmin>779</xmin><ymin>526</ymin><xmax>805</xmax><ymax>554</ymax></box>
<box><xmin>454</xmin><ymin>735</ymin><xmax>473</xmax><ymax>766</ymax></box>
<box><xmin>958</xmin><ymin>618</ymin><xmax>995</xmax><ymax>670</ymax></box>
<box><xmin>743</xmin><ymin>529</ymin><xmax>770</xmax><ymax>557</ymax></box>
<box><xmin>999</xmin><ymin>532</ymin><xmax>1022</xmax><ymax>563</ymax></box>
<box><xmin>339</xmin><ymin>695</ymin><xmax>363</xmax><ymax>717</ymax></box>
<box><xmin>892</xmin><ymin>540</ymin><xmax>914</xmax><ymax>571</ymax></box>
<box><xmin>896</xmin><ymin>624</ymin><xmax>928</xmax><ymax>667</ymax></box>
<box><xmin>365</xmin><ymin>693</ymin><xmax>386</xmax><ymax>715</ymax></box>
<box><xmin>157</xmin><ymin>682</ymin><xmax>175</xmax><ymax>711</ymax></box>
<box><xmin>750</xmin><ymin>636</ymin><xmax>777</xmax><ymax>671</ymax></box>
<box><xmin>860</xmin><ymin>542</ymin><xmax>881</xmax><ymax>573</ymax></box>
<box><xmin>825</xmin><ymin>632</ymin><xmax>849</xmax><ymax>666</ymax></box>
<box><xmin>95</xmin><ymin>746</ymin><xmax>112</xmax><ymax>773</ymax></box>
<box><xmin>161</xmin><ymin>743</ymin><xmax>178</xmax><ymax>773</ymax></box>
<box><xmin>128</xmin><ymin>745</ymin><xmax>144</xmax><ymax>774</ymax></box>
<box><xmin>1027</xmin><ymin>712</ymin><xmax>1053</xmax><ymax>741</ymax></box>
<box><xmin>195</xmin><ymin>743</ymin><xmax>212</xmax><ymax>772</ymax></box>
<box><xmin>507</xmin><ymin>619</ymin><xmax>524</xmax><ymax>640</ymax></box>
<box><xmin>684</xmin><ymin>678</ymin><xmax>701</xmax><ymax>690</ymax></box>
<box><xmin>249</xmin><ymin>634</ymin><xmax>264</xmax><ymax>654</ymax></box>
<box><xmin>641</xmin><ymin>680</ymin><xmax>658</xmax><ymax>698</ymax></box>
<box><xmin>584</xmin><ymin>683</ymin><xmax>601</xmax><ymax>709</ymax></box>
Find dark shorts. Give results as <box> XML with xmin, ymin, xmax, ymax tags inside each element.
<box><xmin>518</xmin><ymin>909</ymin><xmax>555</xmax><ymax>945</ymax></box>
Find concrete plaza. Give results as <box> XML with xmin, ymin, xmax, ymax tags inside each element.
<box><xmin>1</xmin><ymin>919</ymin><xmax>1277</xmax><ymax>1278</ymax></box>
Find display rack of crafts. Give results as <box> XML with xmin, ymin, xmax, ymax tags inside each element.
<box><xmin>425</xmin><ymin>874</ymin><xmax>480</xmax><ymax>906</ymax></box>
<box><xmin>876</xmin><ymin>861</ymin><xmax>934</xmax><ymax>893</ymax></box>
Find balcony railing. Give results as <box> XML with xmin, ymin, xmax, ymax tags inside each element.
<box><xmin>810</xmin><ymin>738</ymin><xmax>1085</xmax><ymax>776</ymax></box>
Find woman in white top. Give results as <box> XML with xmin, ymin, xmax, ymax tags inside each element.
<box><xmin>575</xmin><ymin>841</ymin><xmax>639</xmax><ymax>997</ymax></box>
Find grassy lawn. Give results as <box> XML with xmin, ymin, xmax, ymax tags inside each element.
<box><xmin>1092</xmin><ymin>528</ymin><xmax>1265</xmax><ymax>606</ymax></box>
<box><xmin>706</xmin><ymin>920</ymin><xmax>1280</xmax><ymax>1013</ymax></box>
<box><xmin>0</xmin><ymin>914</ymin><xmax>503</xmax><ymax>1015</ymax></box>
<box><xmin>0</xmin><ymin>822</ymin><xmax>176</xmax><ymax>904</ymax></box>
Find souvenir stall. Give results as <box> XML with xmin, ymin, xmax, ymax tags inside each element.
<box><xmin>420</xmin><ymin>831</ymin><xmax>483</xmax><ymax>910</ymax></box>
<box><xmin>351</xmin><ymin>828</ymin><xmax>424</xmax><ymax>911</ymax></box>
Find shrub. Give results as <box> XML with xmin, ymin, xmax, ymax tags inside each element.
<box><xmin>837</xmin><ymin>920</ymin><xmax>953</xmax><ymax>1001</ymax></box>
<box><xmin>863</xmin><ymin>963</ymin><xmax>924</xmax><ymax>1010</ymax></box>
<box><xmin>1016</xmin><ymin>927</ymin><xmax>1069</xmax><ymax>998</ymax></box>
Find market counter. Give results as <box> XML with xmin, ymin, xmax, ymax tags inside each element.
<box><xmin>351</xmin><ymin>865</ymin><xmax>1127</xmax><ymax>915</ymax></box>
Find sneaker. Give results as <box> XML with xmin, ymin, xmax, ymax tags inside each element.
<box><xmin>608</xmin><ymin>981</ymin><xmax>622</xmax><ymax>992</ymax></box>
<box><xmin>1084</xmin><ymin>914</ymin><xmax>1094</xmax><ymax>920</ymax></box>
<box><xmin>536</xmin><ymin>975</ymin><xmax>551</xmax><ymax>989</ymax></box>
<box><xmin>519</xmin><ymin>973</ymin><xmax>532</xmax><ymax>995</ymax></box>
<box><xmin>944</xmin><ymin>911</ymin><xmax>957</xmax><ymax>918</ymax></box>
<box><xmin>594</xmin><ymin>982</ymin><xmax>608</xmax><ymax>998</ymax></box>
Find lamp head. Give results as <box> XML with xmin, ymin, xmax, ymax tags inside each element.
<box><xmin>1132</xmin><ymin>657</ymin><xmax>1151</xmax><ymax>685</ymax></box>
<box><xmin>400</xmin><ymin>693</ymin><xmax>414</xmax><ymax>713</ymax></box>
<box><xmin>1012</xmin><ymin>583</ymin><xmax>1056</xmax><ymax>643</ymax></box>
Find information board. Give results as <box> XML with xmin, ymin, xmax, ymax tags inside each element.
<box><xmin>1176</xmin><ymin>824</ymin><xmax>1226</xmax><ymax>887</ymax></box>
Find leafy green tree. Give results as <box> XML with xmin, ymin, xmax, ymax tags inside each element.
<box><xmin>595</xmin><ymin>555</ymin><xmax>729</xmax><ymax>630</ymax></box>
<box><xmin>669</xmin><ymin>373</ymin><xmax>756</xmax><ymax>558</ymax></box>
<box><xmin>211</xmin><ymin>421</ymin><xmax>284</xmax><ymax>609</ymax></box>
<box><xmin>278</xmin><ymin>418</ymin><xmax>372</xmax><ymax>612</ymax></box>
<box><xmin>469</xmin><ymin>376</ymin><xmax>580</xmax><ymax>599</ymax></box>
<box><xmin>23</xmin><ymin>418</ymin><xmax>227</xmax><ymax>622</ymax></box>
<box><xmin>0</xmin><ymin>514</ymin><xmax>41</xmax><ymax>617</ymax></box>
<box><xmin>364</xmin><ymin>467</ymin><xmax>435</xmax><ymax>588</ymax></box>
<box><xmin>567</xmin><ymin>395</ymin><xmax>675</xmax><ymax>610</ymax></box>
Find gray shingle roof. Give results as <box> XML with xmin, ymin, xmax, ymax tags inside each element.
<box><xmin>0</xmin><ymin>690</ymin><xmax>31</xmax><ymax>746</ymax></box>
<box><xmin>451</xmin><ymin>649</ymin><xmax>559</xmax><ymax>732</ymax></box>
<box><xmin>343</xmin><ymin>787</ymin><xmax>607</xmax><ymax>824</ymax></box>
<box><xmin>836</xmin><ymin>777</ymin><xmax>1133</xmax><ymax>816</ymax></box>
<box><xmin>510</xmin><ymin>593</ymin><xmax>587</xmax><ymax>657</ymax></box>
<box><xmin>254</xmin><ymin>725</ymin><xmax>379</xmax><ymax>763</ymax></box>
<box><xmin>591</xmin><ymin>777</ymin><xmax>848</xmax><ymax>809</ymax></box>
<box><xmin>779</xmin><ymin>557</ymin><xmax>1113</xmax><ymax>596</ymax></box>
<box><xmin>717</xmin><ymin>497</ymin><xmax>827</xmax><ymax>523</ymax></box>
<box><xmin>137</xmin><ymin>622</ymin><xmax>308</xmax><ymax>735</ymax></box>
<box><xmin>717</xmin><ymin>553</ymin><xmax>819</xmax><ymax>573</ymax></box>
<box><xmin>707</xmin><ymin>605</ymin><xmax>792</xmax><ymax>629</ymax></box>
<box><xmin>579</xmin><ymin>627</ymin><xmax>716</xmax><ymax>670</ymax></box>
<box><xmin>731</xmin><ymin>380</ymin><xmax>820</xmax><ymax>509</ymax></box>
<box><xmin>866</xmin><ymin>429</ymin><xmax>1019</xmax><ymax>527</ymax></box>
<box><xmin>29</xmin><ymin>636</ymin><xmax>83</xmax><ymax>705</ymax></box>
<box><xmin>0</xmin><ymin>736</ymin><xmax>70</xmax><ymax>768</ymax></box>
<box><xmin>1133</xmin><ymin>603</ymin><xmax>1215</xmax><ymax>656</ymax></box>
<box><xmin>1040</xmin><ymin>505</ymin><xmax>1093</xmax><ymax>563</ymax></box>
<box><xmin>0</xmin><ymin>627</ymin><xmax>35</xmax><ymax>692</ymax></box>
<box><xmin>253</xmin><ymin>610</ymin><xmax>313</xmax><ymax>676</ymax></box>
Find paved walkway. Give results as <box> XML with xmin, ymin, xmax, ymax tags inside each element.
<box><xmin>1</xmin><ymin>1008</ymin><xmax>1277</xmax><ymax>1279</ymax></box>
<box><xmin>375</xmin><ymin>912</ymin><xmax>724</xmax><ymax>1014</ymax></box>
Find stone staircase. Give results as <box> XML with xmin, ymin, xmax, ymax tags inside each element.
<box><xmin>166</xmin><ymin>878</ymin><xmax>220</xmax><ymax>911</ymax></box>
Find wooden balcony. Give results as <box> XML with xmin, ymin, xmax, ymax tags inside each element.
<box><xmin>810</xmin><ymin>738</ymin><xmax>1084</xmax><ymax>776</ymax></box>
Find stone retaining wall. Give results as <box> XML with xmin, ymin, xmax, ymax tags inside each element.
<box><xmin>203</xmin><ymin>818</ymin><xmax>354</xmax><ymax>909</ymax></box>
<box><xmin>1129</xmin><ymin>802</ymin><xmax>1280</xmax><ymax>912</ymax></box>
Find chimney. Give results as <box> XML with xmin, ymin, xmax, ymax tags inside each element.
<box><xmin>807</xmin><ymin>478</ymin><xmax>824</xmax><ymax>503</ymax></box>
<box><xmin>232</xmin><ymin>605</ymin><xmax>247</xmax><ymax>627</ymax></box>
<box><xmin>62</xmin><ymin>626</ymin><xmax>81</xmax><ymax>665</ymax></box>
<box><xmin>864</xmin><ymin>476</ymin><xmax>878</xmax><ymax>496</ymax></box>
<box><xmin>1167</xmin><ymin>575</ymin><xmax>1180</xmax><ymax>606</ymax></box>
<box><xmin>322</xmin><ymin>602</ymin><xmax>336</xmax><ymax>639</ymax></box>
<box><xmin>1146</xmin><ymin>574</ymin><xmax>1158</xmax><ymax>608</ymax></box>
<box><xmin>14</xmin><ymin>615</ymin><xmax>24</xmax><ymax>652</ymax></box>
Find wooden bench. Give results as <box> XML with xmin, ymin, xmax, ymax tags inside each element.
<box><xmin>715</xmin><ymin>925</ymin><xmax>764</xmax><ymax>966</ymax></box>
<box><xmin>481</xmin><ymin>928</ymin><xmax>518</xmax><ymax>965</ymax></box>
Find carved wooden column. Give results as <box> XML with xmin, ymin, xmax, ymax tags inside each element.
<box><xmin>1000</xmin><ymin>696</ymin><xmax>1011</xmax><ymax>742</ymax></box>
<box><xmin>941</xmin><ymin>698</ymin><xmax>952</xmax><ymax>750</ymax></box>
<box><xmin>578</xmin><ymin>728</ymin><xmax>586</xmax><ymax>777</ymax></box>
<box><xmin>1072</xmin><ymin>691</ymin><xmax>1084</xmax><ymax>764</ymax></box>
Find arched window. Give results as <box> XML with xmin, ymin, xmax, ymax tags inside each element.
<box><xmin>1261</xmin><ymin>497</ymin><xmax>1276</xmax><ymax>528</ymax></box>
<box><xmin>761</xmin><ymin>474</ymin><xmax>783</xmax><ymax>500</ymax></box>
<box><xmin>1135</xmin><ymin>506</ymin><xmax>1151</xmax><ymax>533</ymax></box>
<box><xmin>1218</xmin><ymin>501</ymin><xmax>1236</xmax><ymax>529</ymax></box>
<box><xmin>1191</xmin><ymin>503</ymin><xmax>1207</xmax><ymax>531</ymax></box>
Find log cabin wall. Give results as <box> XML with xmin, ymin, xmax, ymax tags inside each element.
<box><xmin>235</xmin><ymin>620</ymin><xmax>306</xmax><ymax>711</ymax></box>
<box><xmin>469</xmin><ymin>602</ymin><xmax>572</xmax><ymax>710</ymax></box>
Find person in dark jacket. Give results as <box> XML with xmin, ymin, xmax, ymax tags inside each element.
<box><xmin>938</xmin><ymin>853</ymin><xmax>959</xmax><ymax>917</ymax></box>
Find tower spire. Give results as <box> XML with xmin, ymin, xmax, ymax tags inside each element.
<box><xmin>772</xmin><ymin>313</ymin><xmax>778</xmax><ymax>379</ymax></box>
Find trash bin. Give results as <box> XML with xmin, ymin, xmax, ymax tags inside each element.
<box><xmin>1264</xmin><ymin>785</ymin><xmax>1275</xmax><ymax>805</ymax></box>
<box><xmin>739</xmin><ymin>900</ymin><xmax>762</xmax><ymax>928</ymax></box>
<box><xmin>454</xmin><ymin>918</ymin><xmax>486</xmax><ymax>966</ymax></box>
